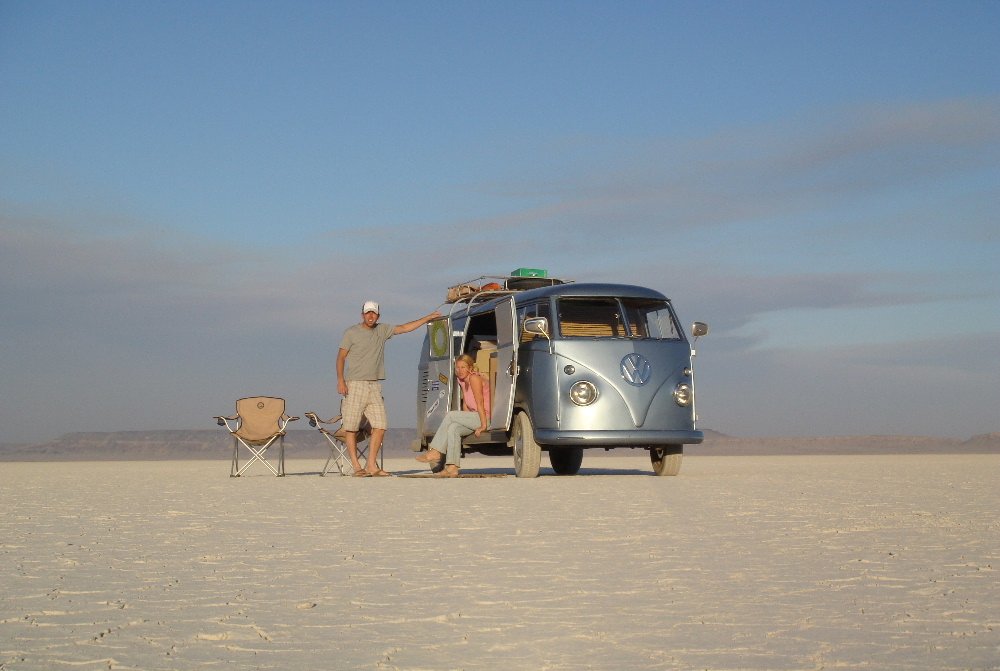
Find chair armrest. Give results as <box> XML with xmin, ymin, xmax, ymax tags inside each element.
<box><xmin>214</xmin><ymin>414</ymin><xmax>240</xmax><ymax>430</ymax></box>
<box><xmin>304</xmin><ymin>412</ymin><xmax>342</xmax><ymax>427</ymax></box>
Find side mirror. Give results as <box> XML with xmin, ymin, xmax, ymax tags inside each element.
<box><xmin>523</xmin><ymin>317</ymin><xmax>550</xmax><ymax>339</ymax></box>
<box><xmin>691</xmin><ymin>321</ymin><xmax>709</xmax><ymax>338</ymax></box>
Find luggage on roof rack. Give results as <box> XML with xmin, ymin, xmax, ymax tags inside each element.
<box><xmin>505</xmin><ymin>276</ymin><xmax>562</xmax><ymax>291</ymax></box>
<box><xmin>510</xmin><ymin>267</ymin><xmax>547</xmax><ymax>278</ymax></box>
<box><xmin>444</xmin><ymin>273</ymin><xmax>565</xmax><ymax>303</ymax></box>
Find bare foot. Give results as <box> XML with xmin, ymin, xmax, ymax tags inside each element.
<box><xmin>433</xmin><ymin>465</ymin><xmax>460</xmax><ymax>478</ymax></box>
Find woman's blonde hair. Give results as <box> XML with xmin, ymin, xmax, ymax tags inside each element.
<box><xmin>456</xmin><ymin>353</ymin><xmax>477</xmax><ymax>370</ymax></box>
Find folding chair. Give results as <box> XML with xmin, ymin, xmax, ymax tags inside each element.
<box><xmin>214</xmin><ymin>396</ymin><xmax>299</xmax><ymax>476</ymax></box>
<box><xmin>303</xmin><ymin>410</ymin><xmax>379</xmax><ymax>476</ymax></box>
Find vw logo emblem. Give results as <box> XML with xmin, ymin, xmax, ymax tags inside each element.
<box><xmin>620</xmin><ymin>353</ymin><xmax>652</xmax><ymax>386</ymax></box>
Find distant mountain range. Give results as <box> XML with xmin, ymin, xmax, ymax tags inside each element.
<box><xmin>1</xmin><ymin>429</ymin><xmax>998</xmax><ymax>461</ymax></box>
<box><xmin>696</xmin><ymin>430</ymin><xmax>1000</xmax><ymax>455</ymax></box>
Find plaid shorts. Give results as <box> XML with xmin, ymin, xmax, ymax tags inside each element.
<box><xmin>342</xmin><ymin>380</ymin><xmax>388</xmax><ymax>431</ymax></box>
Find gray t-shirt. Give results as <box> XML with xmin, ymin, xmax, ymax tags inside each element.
<box><xmin>339</xmin><ymin>322</ymin><xmax>395</xmax><ymax>381</ymax></box>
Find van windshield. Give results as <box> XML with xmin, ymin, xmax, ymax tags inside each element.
<box><xmin>556</xmin><ymin>297</ymin><xmax>681</xmax><ymax>340</ymax></box>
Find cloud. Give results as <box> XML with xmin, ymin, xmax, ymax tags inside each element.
<box><xmin>686</xmin><ymin>269</ymin><xmax>986</xmax><ymax>333</ymax></box>
<box><xmin>397</xmin><ymin>97</ymin><xmax>1000</xmax><ymax>246</ymax></box>
<box><xmin>315</xmin><ymin>96</ymin><xmax>1000</xmax><ymax>301</ymax></box>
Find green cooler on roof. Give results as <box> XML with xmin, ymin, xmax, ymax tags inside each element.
<box><xmin>510</xmin><ymin>268</ymin><xmax>547</xmax><ymax>278</ymax></box>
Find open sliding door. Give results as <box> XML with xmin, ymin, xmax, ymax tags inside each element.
<box><xmin>491</xmin><ymin>296</ymin><xmax>518</xmax><ymax>431</ymax></box>
<box><xmin>422</xmin><ymin>316</ymin><xmax>459</xmax><ymax>437</ymax></box>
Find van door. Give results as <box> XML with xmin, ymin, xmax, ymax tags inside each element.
<box><xmin>491</xmin><ymin>296</ymin><xmax>518</xmax><ymax>430</ymax></box>
<box><xmin>422</xmin><ymin>316</ymin><xmax>455</xmax><ymax>436</ymax></box>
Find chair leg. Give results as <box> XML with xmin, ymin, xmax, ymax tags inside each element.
<box><xmin>277</xmin><ymin>436</ymin><xmax>285</xmax><ymax>477</ymax></box>
<box><xmin>334</xmin><ymin>442</ymin><xmax>349</xmax><ymax>475</ymax></box>
<box><xmin>232</xmin><ymin>436</ymin><xmax>281</xmax><ymax>477</ymax></box>
<box><xmin>231</xmin><ymin>436</ymin><xmax>239</xmax><ymax>477</ymax></box>
<box><xmin>320</xmin><ymin>434</ymin><xmax>350</xmax><ymax>476</ymax></box>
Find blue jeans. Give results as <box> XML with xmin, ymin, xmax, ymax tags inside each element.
<box><xmin>429</xmin><ymin>411</ymin><xmax>481</xmax><ymax>466</ymax></box>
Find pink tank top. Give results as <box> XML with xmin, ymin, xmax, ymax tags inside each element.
<box><xmin>458</xmin><ymin>372</ymin><xmax>491</xmax><ymax>417</ymax></box>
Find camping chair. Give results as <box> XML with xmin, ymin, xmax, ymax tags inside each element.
<box><xmin>214</xmin><ymin>396</ymin><xmax>299</xmax><ymax>476</ymax></box>
<box><xmin>303</xmin><ymin>409</ymin><xmax>379</xmax><ymax>476</ymax></box>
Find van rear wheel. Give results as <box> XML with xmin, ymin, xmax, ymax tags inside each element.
<box><xmin>512</xmin><ymin>412</ymin><xmax>541</xmax><ymax>478</ymax></box>
<box><xmin>548</xmin><ymin>448</ymin><xmax>583</xmax><ymax>475</ymax></box>
<box><xmin>650</xmin><ymin>445</ymin><xmax>683</xmax><ymax>476</ymax></box>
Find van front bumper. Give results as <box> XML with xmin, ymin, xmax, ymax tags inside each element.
<box><xmin>533</xmin><ymin>429</ymin><xmax>703</xmax><ymax>448</ymax></box>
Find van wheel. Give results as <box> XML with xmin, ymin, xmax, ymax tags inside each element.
<box><xmin>549</xmin><ymin>448</ymin><xmax>583</xmax><ymax>475</ymax></box>
<box><xmin>650</xmin><ymin>445</ymin><xmax>683</xmax><ymax>476</ymax></box>
<box><xmin>512</xmin><ymin>412</ymin><xmax>541</xmax><ymax>478</ymax></box>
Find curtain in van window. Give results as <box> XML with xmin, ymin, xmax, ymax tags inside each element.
<box><xmin>557</xmin><ymin>298</ymin><xmax>626</xmax><ymax>338</ymax></box>
<box><xmin>555</xmin><ymin>297</ymin><xmax>681</xmax><ymax>340</ymax></box>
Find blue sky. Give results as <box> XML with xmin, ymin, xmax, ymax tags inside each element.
<box><xmin>2</xmin><ymin>1</ymin><xmax>998</xmax><ymax>444</ymax></box>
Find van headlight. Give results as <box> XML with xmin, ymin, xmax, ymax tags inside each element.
<box><xmin>569</xmin><ymin>381</ymin><xmax>598</xmax><ymax>406</ymax></box>
<box><xmin>673</xmin><ymin>383</ymin><xmax>693</xmax><ymax>407</ymax></box>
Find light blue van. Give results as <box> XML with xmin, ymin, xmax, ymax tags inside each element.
<box><xmin>416</xmin><ymin>271</ymin><xmax>708</xmax><ymax>477</ymax></box>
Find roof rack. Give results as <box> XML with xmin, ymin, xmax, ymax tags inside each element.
<box><xmin>444</xmin><ymin>273</ymin><xmax>568</xmax><ymax>305</ymax></box>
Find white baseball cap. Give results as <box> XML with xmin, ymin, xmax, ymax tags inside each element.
<box><xmin>362</xmin><ymin>300</ymin><xmax>379</xmax><ymax>314</ymax></box>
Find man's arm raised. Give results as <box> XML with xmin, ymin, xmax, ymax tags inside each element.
<box><xmin>393</xmin><ymin>310</ymin><xmax>442</xmax><ymax>335</ymax></box>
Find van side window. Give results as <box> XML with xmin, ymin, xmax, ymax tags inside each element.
<box><xmin>537</xmin><ymin>301</ymin><xmax>550</xmax><ymax>324</ymax></box>
<box><xmin>557</xmin><ymin>298</ymin><xmax>626</xmax><ymax>337</ymax></box>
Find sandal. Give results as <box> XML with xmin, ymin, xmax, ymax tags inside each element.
<box><xmin>415</xmin><ymin>450</ymin><xmax>442</xmax><ymax>463</ymax></box>
<box><xmin>367</xmin><ymin>469</ymin><xmax>393</xmax><ymax>477</ymax></box>
<box><xmin>352</xmin><ymin>468</ymin><xmax>371</xmax><ymax>477</ymax></box>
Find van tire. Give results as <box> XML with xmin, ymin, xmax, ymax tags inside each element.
<box><xmin>512</xmin><ymin>412</ymin><xmax>541</xmax><ymax>478</ymax></box>
<box><xmin>650</xmin><ymin>445</ymin><xmax>683</xmax><ymax>476</ymax></box>
<box><xmin>549</xmin><ymin>448</ymin><xmax>583</xmax><ymax>475</ymax></box>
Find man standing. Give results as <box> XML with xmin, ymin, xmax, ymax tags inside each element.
<box><xmin>337</xmin><ymin>300</ymin><xmax>441</xmax><ymax>476</ymax></box>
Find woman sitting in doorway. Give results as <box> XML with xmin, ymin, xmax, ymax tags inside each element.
<box><xmin>416</xmin><ymin>353</ymin><xmax>490</xmax><ymax>477</ymax></box>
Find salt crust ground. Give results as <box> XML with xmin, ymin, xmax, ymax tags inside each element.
<box><xmin>1</xmin><ymin>455</ymin><xmax>998</xmax><ymax>670</ymax></box>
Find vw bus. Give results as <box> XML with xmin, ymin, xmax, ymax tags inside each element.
<box><xmin>415</xmin><ymin>270</ymin><xmax>708</xmax><ymax>477</ymax></box>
